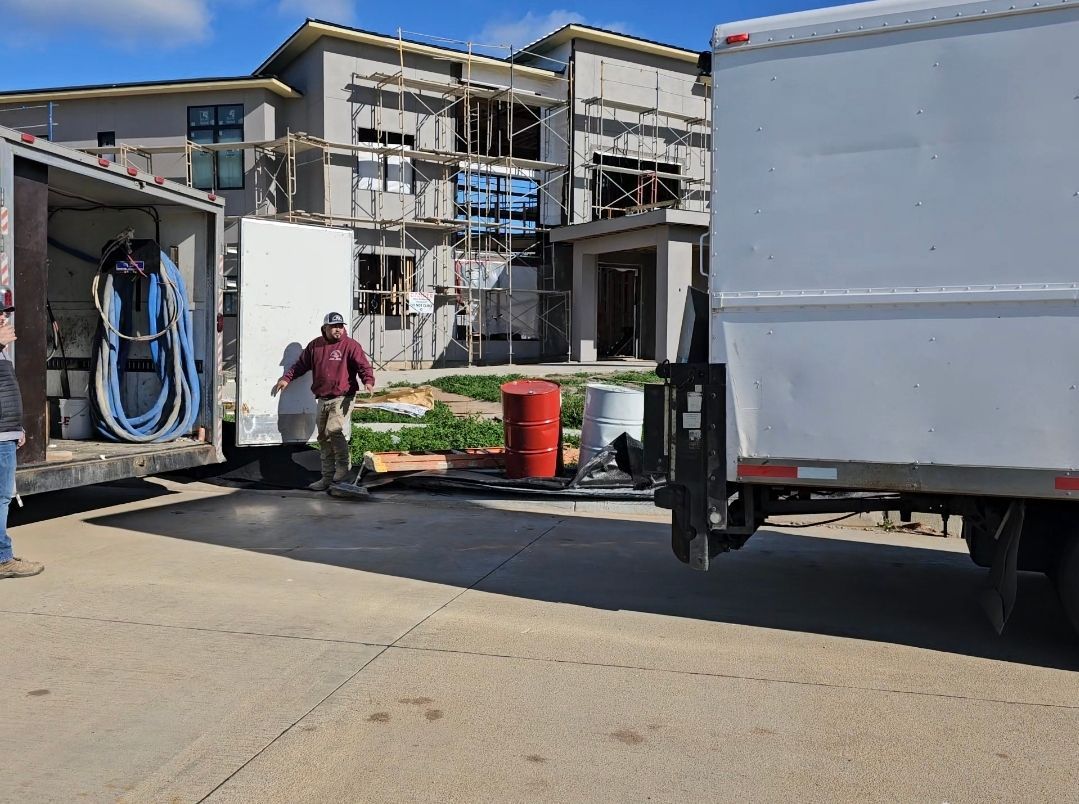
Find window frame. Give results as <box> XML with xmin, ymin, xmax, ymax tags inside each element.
<box><xmin>355</xmin><ymin>127</ymin><xmax>415</xmax><ymax>195</ymax></box>
<box><xmin>97</xmin><ymin>131</ymin><xmax>116</xmax><ymax>163</ymax></box>
<box><xmin>187</xmin><ymin>104</ymin><xmax>245</xmax><ymax>191</ymax></box>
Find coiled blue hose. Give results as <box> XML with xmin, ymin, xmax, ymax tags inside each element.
<box><xmin>90</xmin><ymin>251</ymin><xmax>201</xmax><ymax>443</ymax></box>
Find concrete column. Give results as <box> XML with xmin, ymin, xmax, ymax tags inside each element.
<box><xmin>571</xmin><ymin>249</ymin><xmax>598</xmax><ymax>362</ymax></box>
<box><xmin>655</xmin><ymin>231</ymin><xmax>694</xmax><ymax>362</ymax></box>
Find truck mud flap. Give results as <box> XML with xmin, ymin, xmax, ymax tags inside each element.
<box><xmin>646</xmin><ymin>363</ymin><xmax>727</xmax><ymax>570</ymax></box>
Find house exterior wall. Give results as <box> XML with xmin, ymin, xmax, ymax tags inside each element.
<box><xmin>0</xmin><ymin>89</ymin><xmax>285</xmax><ymax>214</ymax></box>
<box><xmin>316</xmin><ymin>38</ymin><xmax>565</xmax><ymax>367</ymax></box>
<box><xmin>0</xmin><ymin>27</ymin><xmax>707</xmax><ymax>368</ymax></box>
<box><xmin>565</xmin><ymin>40</ymin><xmax>711</xmax><ymax>224</ymax></box>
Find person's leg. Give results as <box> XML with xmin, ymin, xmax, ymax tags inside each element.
<box><xmin>310</xmin><ymin>399</ymin><xmax>334</xmax><ymax>490</ymax></box>
<box><xmin>0</xmin><ymin>441</ymin><xmax>13</xmax><ymax>564</ymax></box>
<box><xmin>326</xmin><ymin>395</ymin><xmax>354</xmax><ymax>482</ymax></box>
<box><xmin>0</xmin><ymin>440</ymin><xmax>40</xmax><ymax>577</ymax></box>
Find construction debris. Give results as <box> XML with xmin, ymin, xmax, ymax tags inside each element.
<box><xmin>361</xmin><ymin>447</ymin><xmax>506</xmax><ymax>474</ymax></box>
<box><xmin>354</xmin><ymin>385</ymin><xmax>437</xmax><ymax>418</ymax></box>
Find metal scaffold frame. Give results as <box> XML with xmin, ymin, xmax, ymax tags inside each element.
<box><xmin>335</xmin><ymin>30</ymin><xmax>576</xmax><ymax>368</ymax></box>
<box><xmin>581</xmin><ymin>60</ymin><xmax>711</xmax><ymax>221</ymax></box>
<box><xmin>61</xmin><ymin>27</ymin><xmax>710</xmax><ymax>368</ymax></box>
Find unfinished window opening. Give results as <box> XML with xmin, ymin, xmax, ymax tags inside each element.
<box><xmin>356</xmin><ymin>253</ymin><xmax>416</xmax><ymax>316</ymax></box>
<box><xmin>591</xmin><ymin>153</ymin><xmax>681</xmax><ymax>220</ymax></box>
<box><xmin>188</xmin><ymin>104</ymin><xmax>244</xmax><ymax>191</ymax></box>
<box><xmin>355</xmin><ymin>128</ymin><xmax>415</xmax><ymax>194</ymax></box>
<box><xmin>97</xmin><ymin>131</ymin><xmax>116</xmax><ymax>163</ymax></box>
<box><xmin>454</xmin><ymin>100</ymin><xmax>541</xmax><ymax>160</ymax></box>
<box><xmin>455</xmin><ymin>170</ymin><xmax>539</xmax><ymax>236</ymax></box>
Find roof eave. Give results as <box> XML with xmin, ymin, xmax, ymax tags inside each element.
<box><xmin>256</xmin><ymin>20</ymin><xmax>562</xmax><ymax>79</ymax></box>
<box><xmin>0</xmin><ymin>77</ymin><xmax>302</xmax><ymax>104</ymax></box>
<box><xmin>519</xmin><ymin>24</ymin><xmax>700</xmax><ymax>64</ymax></box>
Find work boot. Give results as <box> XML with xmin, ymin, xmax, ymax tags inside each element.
<box><xmin>0</xmin><ymin>558</ymin><xmax>45</xmax><ymax>579</ymax></box>
<box><xmin>333</xmin><ymin>464</ymin><xmax>352</xmax><ymax>483</ymax></box>
<box><xmin>308</xmin><ymin>478</ymin><xmax>332</xmax><ymax>492</ymax></box>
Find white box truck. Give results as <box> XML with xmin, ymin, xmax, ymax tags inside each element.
<box><xmin>2</xmin><ymin>127</ymin><xmax>354</xmax><ymax>495</ymax></box>
<box><xmin>647</xmin><ymin>0</ymin><xmax>1079</xmax><ymax>634</ymax></box>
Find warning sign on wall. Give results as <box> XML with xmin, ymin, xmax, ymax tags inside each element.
<box><xmin>407</xmin><ymin>292</ymin><xmax>435</xmax><ymax>315</ymax></box>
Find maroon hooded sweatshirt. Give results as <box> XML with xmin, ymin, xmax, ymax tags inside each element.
<box><xmin>281</xmin><ymin>333</ymin><xmax>375</xmax><ymax>399</ymax></box>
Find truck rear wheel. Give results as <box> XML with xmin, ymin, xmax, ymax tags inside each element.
<box><xmin>1050</xmin><ymin>534</ymin><xmax>1079</xmax><ymax>637</ymax></box>
<box><xmin>964</xmin><ymin>502</ymin><xmax>1068</xmax><ymax>573</ymax></box>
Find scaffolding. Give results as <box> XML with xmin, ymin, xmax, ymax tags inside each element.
<box><xmin>580</xmin><ymin>60</ymin><xmax>711</xmax><ymax>221</ymax></box>
<box><xmin>64</xmin><ymin>28</ymin><xmax>710</xmax><ymax>368</ymax></box>
<box><xmin>331</xmin><ymin>30</ymin><xmax>577</xmax><ymax>368</ymax></box>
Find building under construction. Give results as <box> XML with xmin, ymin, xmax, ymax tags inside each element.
<box><xmin>0</xmin><ymin>20</ymin><xmax>712</xmax><ymax>369</ymax></box>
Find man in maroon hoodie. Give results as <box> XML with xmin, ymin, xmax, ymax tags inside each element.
<box><xmin>273</xmin><ymin>312</ymin><xmax>375</xmax><ymax>491</ymax></box>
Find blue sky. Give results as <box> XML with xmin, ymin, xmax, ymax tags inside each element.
<box><xmin>0</xmin><ymin>1</ymin><xmax>858</xmax><ymax>92</ymax></box>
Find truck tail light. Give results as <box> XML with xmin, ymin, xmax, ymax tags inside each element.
<box><xmin>726</xmin><ymin>33</ymin><xmax>751</xmax><ymax>45</ymax></box>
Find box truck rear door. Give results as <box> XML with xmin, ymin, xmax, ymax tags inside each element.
<box><xmin>235</xmin><ymin>218</ymin><xmax>354</xmax><ymax>446</ymax></box>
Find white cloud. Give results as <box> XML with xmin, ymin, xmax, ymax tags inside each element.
<box><xmin>4</xmin><ymin>0</ymin><xmax>212</xmax><ymax>46</ymax></box>
<box><xmin>477</xmin><ymin>10</ymin><xmax>634</xmax><ymax>51</ymax></box>
<box><xmin>276</xmin><ymin>0</ymin><xmax>355</xmax><ymax>23</ymax></box>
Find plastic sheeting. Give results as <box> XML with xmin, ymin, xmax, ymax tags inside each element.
<box><xmin>354</xmin><ymin>385</ymin><xmax>437</xmax><ymax>419</ymax></box>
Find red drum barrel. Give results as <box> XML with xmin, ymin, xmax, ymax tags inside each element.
<box><xmin>501</xmin><ymin>380</ymin><xmax>561</xmax><ymax>479</ymax></box>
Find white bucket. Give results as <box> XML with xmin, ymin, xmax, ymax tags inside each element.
<box><xmin>59</xmin><ymin>398</ymin><xmax>93</xmax><ymax>440</ymax></box>
<box><xmin>579</xmin><ymin>383</ymin><xmax>645</xmax><ymax>461</ymax></box>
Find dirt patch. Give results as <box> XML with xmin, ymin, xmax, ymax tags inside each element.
<box><xmin>366</xmin><ymin>712</ymin><xmax>391</xmax><ymax>724</ymax></box>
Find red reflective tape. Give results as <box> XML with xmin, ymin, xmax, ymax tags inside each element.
<box><xmin>1056</xmin><ymin>477</ymin><xmax>1079</xmax><ymax>491</ymax></box>
<box><xmin>738</xmin><ymin>464</ymin><xmax>798</xmax><ymax>479</ymax></box>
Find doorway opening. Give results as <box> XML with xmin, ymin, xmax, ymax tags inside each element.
<box><xmin>597</xmin><ymin>264</ymin><xmax>640</xmax><ymax>358</ymax></box>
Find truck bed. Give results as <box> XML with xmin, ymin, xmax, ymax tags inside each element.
<box><xmin>16</xmin><ymin>439</ymin><xmax>218</xmax><ymax>496</ymax></box>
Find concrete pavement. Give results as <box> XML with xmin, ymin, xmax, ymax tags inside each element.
<box><xmin>1</xmin><ymin>480</ymin><xmax>1076</xmax><ymax>802</ymax></box>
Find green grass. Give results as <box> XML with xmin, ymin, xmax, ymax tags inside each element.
<box><xmin>351</xmin><ymin>401</ymin><xmax>452</xmax><ymax>424</ymax></box>
<box><xmin>560</xmin><ymin>392</ymin><xmax>586</xmax><ymax>429</ymax></box>
<box><xmin>427</xmin><ymin>370</ymin><xmax>660</xmax><ymax>430</ymax></box>
<box><xmin>350</xmin><ymin>407</ymin><xmax>505</xmax><ymax>462</ymax></box>
<box><xmin>345</xmin><ymin>370</ymin><xmax>662</xmax><ymax>461</ymax></box>
<box><xmin>428</xmin><ymin>374</ymin><xmax>524</xmax><ymax>403</ymax></box>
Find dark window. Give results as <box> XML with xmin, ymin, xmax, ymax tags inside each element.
<box><xmin>97</xmin><ymin>131</ymin><xmax>116</xmax><ymax>163</ymax></box>
<box><xmin>356</xmin><ymin>253</ymin><xmax>415</xmax><ymax>316</ymax></box>
<box><xmin>187</xmin><ymin>104</ymin><xmax>244</xmax><ymax>190</ymax></box>
<box><xmin>591</xmin><ymin>153</ymin><xmax>681</xmax><ymax>220</ymax></box>
<box><xmin>454</xmin><ymin>100</ymin><xmax>541</xmax><ymax>160</ymax></box>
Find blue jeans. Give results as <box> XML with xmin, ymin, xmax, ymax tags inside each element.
<box><xmin>0</xmin><ymin>440</ymin><xmax>15</xmax><ymax>563</ymax></box>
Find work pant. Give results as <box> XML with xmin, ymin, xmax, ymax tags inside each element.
<box><xmin>316</xmin><ymin>394</ymin><xmax>354</xmax><ymax>480</ymax></box>
<box><xmin>0</xmin><ymin>441</ymin><xmax>15</xmax><ymax>563</ymax></box>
